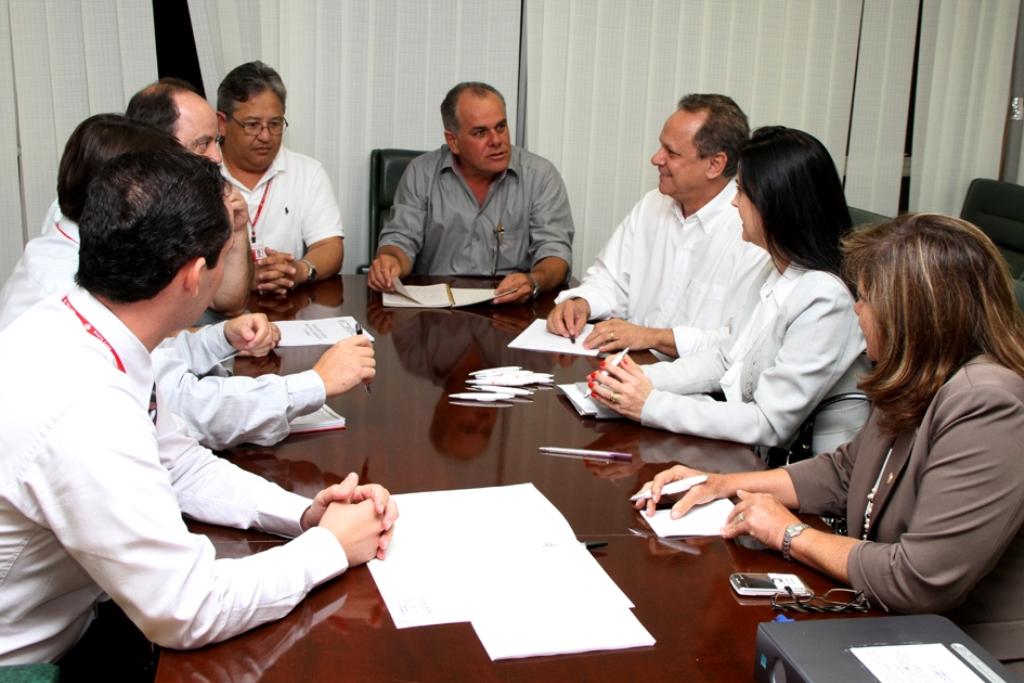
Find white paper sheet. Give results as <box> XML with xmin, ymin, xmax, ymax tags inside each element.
<box><xmin>275</xmin><ymin>317</ymin><xmax>374</xmax><ymax>346</ymax></box>
<box><xmin>288</xmin><ymin>405</ymin><xmax>346</xmax><ymax>434</ymax></box>
<box><xmin>473</xmin><ymin>603</ymin><xmax>655</xmax><ymax>660</ymax></box>
<box><xmin>558</xmin><ymin>382</ymin><xmax>620</xmax><ymax>418</ymax></box>
<box><xmin>367</xmin><ymin>483</ymin><xmax>655</xmax><ymax>659</ymax></box>
<box><xmin>850</xmin><ymin>643</ymin><xmax>985</xmax><ymax>683</ymax></box>
<box><xmin>508</xmin><ymin>319</ymin><xmax>599</xmax><ymax>356</ymax></box>
<box><xmin>641</xmin><ymin>499</ymin><xmax>735</xmax><ymax>537</ymax></box>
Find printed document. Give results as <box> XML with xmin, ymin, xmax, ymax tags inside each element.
<box><xmin>275</xmin><ymin>317</ymin><xmax>374</xmax><ymax>346</ymax></box>
<box><xmin>508</xmin><ymin>319</ymin><xmax>599</xmax><ymax>357</ymax></box>
<box><xmin>559</xmin><ymin>382</ymin><xmax>620</xmax><ymax>419</ymax></box>
<box><xmin>368</xmin><ymin>483</ymin><xmax>654</xmax><ymax>659</ymax></box>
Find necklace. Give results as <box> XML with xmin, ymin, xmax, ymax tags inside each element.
<box><xmin>862</xmin><ymin>446</ymin><xmax>894</xmax><ymax>540</ymax></box>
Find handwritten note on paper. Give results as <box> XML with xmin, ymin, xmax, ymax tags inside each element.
<box><xmin>641</xmin><ymin>499</ymin><xmax>735</xmax><ymax>538</ymax></box>
<box><xmin>508</xmin><ymin>319</ymin><xmax>599</xmax><ymax>357</ymax></box>
<box><xmin>275</xmin><ymin>317</ymin><xmax>374</xmax><ymax>346</ymax></box>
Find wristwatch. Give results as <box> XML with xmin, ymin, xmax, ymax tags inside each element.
<box><xmin>781</xmin><ymin>522</ymin><xmax>810</xmax><ymax>561</ymax></box>
<box><xmin>528</xmin><ymin>274</ymin><xmax>540</xmax><ymax>300</ymax></box>
<box><xmin>299</xmin><ymin>259</ymin><xmax>317</xmax><ymax>284</ymax></box>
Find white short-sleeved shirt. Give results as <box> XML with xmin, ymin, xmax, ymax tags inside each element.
<box><xmin>221</xmin><ymin>146</ymin><xmax>345</xmax><ymax>258</ymax></box>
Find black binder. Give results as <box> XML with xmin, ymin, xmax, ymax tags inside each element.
<box><xmin>755</xmin><ymin>615</ymin><xmax>1019</xmax><ymax>682</ymax></box>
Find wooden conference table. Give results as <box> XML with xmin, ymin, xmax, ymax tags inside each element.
<box><xmin>155</xmin><ymin>275</ymin><xmax>864</xmax><ymax>682</ymax></box>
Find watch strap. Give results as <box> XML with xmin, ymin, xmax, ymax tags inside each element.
<box><xmin>782</xmin><ymin>523</ymin><xmax>809</xmax><ymax>561</ymax></box>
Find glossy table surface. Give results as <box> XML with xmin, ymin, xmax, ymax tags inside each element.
<box><xmin>156</xmin><ymin>275</ymin><xmax>866</xmax><ymax>683</ymax></box>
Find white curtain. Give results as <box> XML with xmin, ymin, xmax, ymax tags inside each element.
<box><xmin>525</xmin><ymin>0</ymin><xmax>875</xmax><ymax>273</ymax></box>
<box><xmin>844</xmin><ymin>0</ymin><xmax>919</xmax><ymax>216</ymax></box>
<box><xmin>187</xmin><ymin>0</ymin><xmax>522</xmax><ymax>272</ymax></box>
<box><xmin>910</xmin><ymin>0</ymin><xmax>1020</xmax><ymax>215</ymax></box>
<box><xmin>0</xmin><ymin>0</ymin><xmax>157</xmax><ymax>284</ymax></box>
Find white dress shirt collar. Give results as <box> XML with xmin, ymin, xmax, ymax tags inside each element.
<box><xmin>670</xmin><ymin>179</ymin><xmax>738</xmax><ymax>235</ymax></box>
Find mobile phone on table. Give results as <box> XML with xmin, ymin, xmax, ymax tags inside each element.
<box><xmin>729</xmin><ymin>572</ymin><xmax>811</xmax><ymax>597</ymax></box>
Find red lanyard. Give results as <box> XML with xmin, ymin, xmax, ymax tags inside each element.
<box><xmin>62</xmin><ymin>295</ymin><xmax>125</xmax><ymax>373</ymax></box>
<box><xmin>249</xmin><ymin>178</ymin><xmax>274</xmax><ymax>245</ymax></box>
<box><xmin>55</xmin><ymin>219</ymin><xmax>78</xmax><ymax>245</ymax></box>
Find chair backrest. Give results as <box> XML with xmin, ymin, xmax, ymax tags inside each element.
<box><xmin>961</xmin><ymin>178</ymin><xmax>1024</xmax><ymax>279</ymax></box>
<box><xmin>848</xmin><ymin>206</ymin><xmax>889</xmax><ymax>227</ymax></box>
<box><xmin>361</xmin><ymin>148</ymin><xmax>426</xmax><ymax>271</ymax></box>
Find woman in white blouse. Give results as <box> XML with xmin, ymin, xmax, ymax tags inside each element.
<box><xmin>589</xmin><ymin>126</ymin><xmax>869</xmax><ymax>453</ymax></box>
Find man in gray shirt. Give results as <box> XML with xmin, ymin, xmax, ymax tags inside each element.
<box><xmin>368</xmin><ymin>82</ymin><xmax>574</xmax><ymax>304</ymax></box>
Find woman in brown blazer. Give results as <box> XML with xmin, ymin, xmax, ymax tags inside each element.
<box><xmin>638</xmin><ymin>213</ymin><xmax>1024</xmax><ymax>671</ymax></box>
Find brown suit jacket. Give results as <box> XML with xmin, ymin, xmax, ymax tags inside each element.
<box><xmin>786</xmin><ymin>357</ymin><xmax>1024</xmax><ymax>661</ymax></box>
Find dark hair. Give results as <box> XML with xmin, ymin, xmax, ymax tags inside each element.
<box><xmin>217</xmin><ymin>60</ymin><xmax>287</xmax><ymax>117</ymax></box>
<box><xmin>57</xmin><ymin>114</ymin><xmax>182</xmax><ymax>222</ymax></box>
<box><xmin>677</xmin><ymin>94</ymin><xmax>749</xmax><ymax>177</ymax></box>
<box><xmin>737</xmin><ymin>126</ymin><xmax>851</xmax><ymax>276</ymax></box>
<box><xmin>843</xmin><ymin>213</ymin><xmax>1024</xmax><ymax>434</ymax></box>
<box><xmin>76</xmin><ymin>151</ymin><xmax>231</xmax><ymax>303</ymax></box>
<box><xmin>125</xmin><ymin>77</ymin><xmax>200</xmax><ymax>135</ymax></box>
<box><xmin>440</xmin><ymin>82</ymin><xmax>506</xmax><ymax>133</ymax></box>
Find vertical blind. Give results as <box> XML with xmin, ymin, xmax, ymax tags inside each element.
<box><xmin>910</xmin><ymin>0</ymin><xmax>1019</xmax><ymax>215</ymax></box>
<box><xmin>0</xmin><ymin>0</ymin><xmax>156</xmax><ymax>283</ymax></box>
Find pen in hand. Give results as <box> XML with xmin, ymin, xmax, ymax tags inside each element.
<box><xmin>354</xmin><ymin>321</ymin><xmax>371</xmax><ymax>394</ymax></box>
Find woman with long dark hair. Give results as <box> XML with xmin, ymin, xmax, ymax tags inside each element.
<box><xmin>590</xmin><ymin>126</ymin><xmax>868</xmax><ymax>452</ymax></box>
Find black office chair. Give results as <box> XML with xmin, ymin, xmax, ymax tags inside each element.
<box><xmin>848</xmin><ymin>206</ymin><xmax>889</xmax><ymax>227</ymax></box>
<box><xmin>961</xmin><ymin>178</ymin><xmax>1024</xmax><ymax>279</ymax></box>
<box><xmin>357</xmin><ymin>148</ymin><xmax>426</xmax><ymax>273</ymax></box>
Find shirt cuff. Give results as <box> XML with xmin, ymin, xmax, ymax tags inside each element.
<box><xmin>284</xmin><ymin>370</ymin><xmax>328</xmax><ymax>420</ymax></box>
<box><xmin>255</xmin><ymin>489</ymin><xmax>314</xmax><ymax>538</ymax></box>
<box><xmin>201</xmin><ymin>322</ymin><xmax>236</xmax><ymax>360</ymax></box>
<box><xmin>553</xmin><ymin>286</ymin><xmax>612</xmax><ymax>320</ymax></box>
<box><xmin>291</xmin><ymin>526</ymin><xmax>350</xmax><ymax>585</ymax></box>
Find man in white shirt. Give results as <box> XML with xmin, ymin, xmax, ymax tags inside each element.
<box><xmin>547</xmin><ymin>94</ymin><xmax>769</xmax><ymax>358</ymax></box>
<box><xmin>218</xmin><ymin>61</ymin><xmax>345</xmax><ymax>294</ymax></box>
<box><xmin>0</xmin><ymin>150</ymin><xmax>397</xmax><ymax>669</ymax></box>
<box><xmin>0</xmin><ymin>114</ymin><xmax>374</xmax><ymax>450</ymax></box>
<box><xmin>127</xmin><ymin>77</ymin><xmax>253</xmax><ymax>315</ymax></box>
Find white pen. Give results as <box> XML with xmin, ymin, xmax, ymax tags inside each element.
<box><xmin>448</xmin><ymin>392</ymin><xmax>515</xmax><ymax>402</ymax></box>
<box><xmin>629</xmin><ymin>475</ymin><xmax>709</xmax><ymax>502</ymax></box>
<box><xmin>585</xmin><ymin>346</ymin><xmax>630</xmax><ymax>398</ymax></box>
<box><xmin>467</xmin><ymin>375</ymin><xmax>553</xmax><ymax>387</ymax></box>
<box><xmin>469</xmin><ymin>366</ymin><xmax>521</xmax><ymax>376</ymax></box>
<box><xmin>470</xmin><ymin>385</ymin><xmax>534</xmax><ymax>396</ymax></box>
<box><xmin>538</xmin><ymin>446</ymin><xmax>632</xmax><ymax>462</ymax></box>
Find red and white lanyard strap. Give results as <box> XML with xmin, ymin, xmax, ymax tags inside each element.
<box><xmin>248</xmin><ymin>177</ymin><xmax>274</xmax><ymax>246</ymax></box>
<box><xmin>55</xmin><ymin>218</ymin><xmax>78</xmax><ymax>245</ymax></box>
<box><xmin>62</xmin><ymin>295</ymin><xmax>125</xmax><ymax>373</ymax></box>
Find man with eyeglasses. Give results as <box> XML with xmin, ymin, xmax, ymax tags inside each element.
<box><xmin>127</xmin><ymin>77</ymin><xmax>253</xmax><ymax>315</ymax></box>
<box><xmin>218</xmin><ymin>61</ymin><xmax>344</xmax><ymax>295</ymax></box>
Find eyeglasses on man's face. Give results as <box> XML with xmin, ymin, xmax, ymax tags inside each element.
<box><xmin>229</xmin><ymin>115</ymin><xmax>288</xmax><ymax>138</ymax></box>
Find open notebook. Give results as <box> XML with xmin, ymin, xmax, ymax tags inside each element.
<box><xmin>383</xmin><ymin>280</ymin><xmax>497</xmax><ymax>308</ymax></box>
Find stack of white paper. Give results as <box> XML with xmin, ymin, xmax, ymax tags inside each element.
<box><xmin>288</xmin><ymin>405</ymin><xmax>346</xmax><ymax>434</ymax></box>
<box><xmin>276</xmin><ymin>317</ymin><xmax>374</xmax><ymax>347</ymax></box>
<box><xmin>508</xmin><ymin>319</ymin><xmax>599</xmax><ymax>357</ymax></box>
<box><xmin>368</xmin><ymin>484</ymin><xmax>655</xmax><ymax>659</ymax></box>
<box><xmin>641</xmin><ymin>498</ymin><xmax>735</xmax><ymax>538</ymax></box>
<box><xmin>558</xmin><ymin>382</ymin><xmax>620</xmax><ymax>419</ymax></box>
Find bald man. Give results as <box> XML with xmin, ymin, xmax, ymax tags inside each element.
<box><xmin>127</xmin><ymin>78</ymin><xmax>252</xmax><ymax>314</ymax></box>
